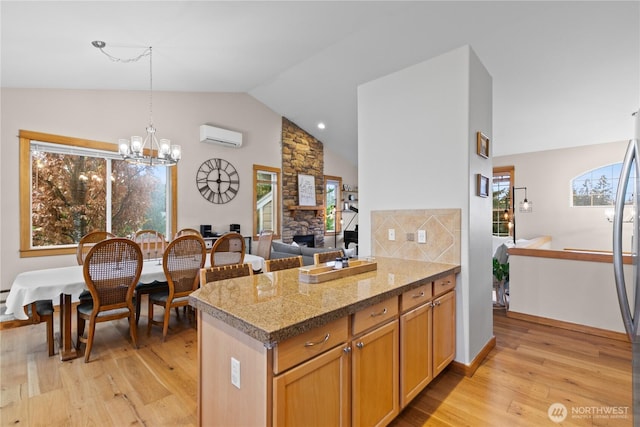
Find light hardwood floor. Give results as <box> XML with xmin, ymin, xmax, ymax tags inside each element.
<box><xmin>0</xmin><ymin>309</ymin><xmax>633</xmax><ymax>426</ymax></box>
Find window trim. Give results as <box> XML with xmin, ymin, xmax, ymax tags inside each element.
<box><xmin>252</xmin><ymin>164</ymin><xmax>281</xmax><ymax>239</ymax></box>
<box><xmin>19</xmin><ymin>129</ymin><xmax>178</xmax><ymax>258</ymax></box>
<box><xmin>492</xmin><ymin>165</ymin><xmax>514</xmax><ymax>237</ymax></box>
<box><xmin>324</xmin><ymin>175</ymin><xmax>342</xmax><ymax>235</ymax></box>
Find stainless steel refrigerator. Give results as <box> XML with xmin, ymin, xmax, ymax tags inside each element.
<box><xmin>612</xmin><ymin>109</ymin><xmax>640</xmax><ymax>423</ymax></box>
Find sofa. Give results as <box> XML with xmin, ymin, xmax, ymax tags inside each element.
<box><xmin>270</xmin><ymin>241</ymin><xmax>344</xmax><ymax>266</ymax></box>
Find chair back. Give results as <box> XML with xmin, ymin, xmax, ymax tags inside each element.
<box><xmin>210</xmin><ymin>232</ymin><xmax>245</xmax><ymax>267</ymax></box>
<box><xmin>83</xmin><ymin>238</ymin><xmax>142</xmax><ymax>309</ymax></box>
<box><xmin>314</xmin><ymin>250</ymin><xmax>344</xmax><ymax>265</ymax></box>
<box><xmin>175</xmin><ymin>228</ymin><xmax>201</xmax><ymax>239</ymax></box>
<box><xmin>76</xmin><ymin>231</ymin><xmax>116</xmax><ymax>265</ymax></box>
<box><xmin>134</xmin><ymin>229</ymin><xmax>166</xmax><ymax>260</ymax></box>
<box><xmin>163</xmin><ymin>235</ymin><xmax>207</xmax><ymax>299</ymax></box>
<box><xmin>255</xmin><ymin>230</ymin><xmax>274</xmax><ymax>260</ymax></box>
<box><xmin>264</xmin><ymin>256</ymin><xmax>303</xmax><ymax>272</ymax></box>
<box><xmin>200</xmin><ymin>263</ymin><xmax>253</xmax><ymax>285</ymax></box>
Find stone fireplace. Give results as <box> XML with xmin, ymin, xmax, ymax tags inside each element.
<box><xmin>281</xmin><ymin>118</ymin><xmax>325</xmax><ymax>247</ymax></box>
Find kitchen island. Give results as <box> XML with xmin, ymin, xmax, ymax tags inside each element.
<box><xmin>189</xmin><ymin>256</ymin><xmax>460</xmax><ymax>427</ymax></box>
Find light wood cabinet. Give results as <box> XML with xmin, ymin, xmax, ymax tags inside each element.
<box><xmin>273</xmin><ymin>344</ymin><xmax>350</xmax><ymax>426</ymax></box>
<box><xmin>399</xmin><ymin>302</ymin><xmax>433</xmax><ymax>407</ymax></box>
<box><xmin>433</xmin><ymin>290</ymin><xmax>456</xmax><ymax>377</ymax></box>
<box><xmin>351</xmin><ymin>320</ymin><xmax>399</xmax><ymax>427</ymax></box>
<box><xmin>194</xmin><ymin>259</ymin><xmax>459</xmax><ymax>427</ymax></box>
<box><xmin>399</xmin><ymin>275</ymin><xmax>456</xmax><ymax>409</ymax></box>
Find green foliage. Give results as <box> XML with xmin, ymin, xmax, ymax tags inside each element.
<box><xmin>31</xmin><ymin>152</ymin><xmax>161</xmax><ymax>245</ymax></box>
<box><xmin>493</xmin><ymin>258</ymin><xmax>509</xmax><ymax>282</ymax></box>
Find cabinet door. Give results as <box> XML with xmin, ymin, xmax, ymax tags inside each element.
<box><xmin>352</xmin><ymin>320</ymin><xmax>399</xmax><ymax>427</ymax></box>
<box><xmin>433</xmin><ymin>290</ymin><xmax>456</xmax><ymax>377</ymax></box>
<box><xmin>400</xmin><ymin>302</ymin><xmax>432</xmax><ymax>407</ymax></box>
<box><xmin>273</xmin><ymin>344</ymin><xmax>350</xmax><ymax>427</ymax></box>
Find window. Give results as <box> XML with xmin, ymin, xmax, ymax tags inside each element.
<box><xmin>492</xmin><ymin>166</ymin><xmax>513</xmax><ymax>237</ymax></box>
<box><xmin>324</xmin><ymin>176</ymin><xmax>342</xmax><ymax>234</ymax></box>
<box><xmin>253</xmin><ymin>165</ymin><xmax>280</xmax><ymax>237</ymax></box>
<box><xmin>19</xmin><ymin>130</ymin><xmax>177</xmax><ymax>257</ymax></box>
<box><xmin>571</xmin><ymin>163</ymin><xmax>632</xmax><ymax>207</ymax></box>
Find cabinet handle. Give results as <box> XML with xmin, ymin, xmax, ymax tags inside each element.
<box><xmin>412</xmin><ymin>291</ymin><xmax>425</xmax><ymax>299</ymax></box>
<box><xmin>434</xmin><ymin>300</ymin><xmax>441</xmax><ymax>306</ymax></box>
<box><xmin>356</xmin><ymin>342</ymin><xmax>364</xmax><ymax>349</ymax></box>
<box><xmin>343</xmin><ymin>346</ymin><xmax>352</xmax><ymax>353</ymax></box>
<box><xmin>304</xmin><ymin>333</ymin><xmax>330</xmax><ymax>347</ymax></box>
<box><xmin>370</xmin><ymin>308</ymin><xmax>388</xmax><ymax>317</ymax></box>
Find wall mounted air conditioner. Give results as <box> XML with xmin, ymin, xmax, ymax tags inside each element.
<box><xmin>199</xmin><ymin>125</ymin><xmax>243</xmax><ymax>148</ymax></box>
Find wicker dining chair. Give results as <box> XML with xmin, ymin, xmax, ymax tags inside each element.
<box><xmin>24</xmin><ymin>300</ymin><xmax>55</xmax><ymax>356</ymax></box>
<box><xmin>314</xmin><ymin>250</ymin><xmax>344</xmax><ymax>265</ymax></box>
<box><xmin>174</xmin><ymin>228</ymin><xmax>201</xmax><ymax>239</ymax></box>
<box><xmin>255</xmin><ymin>230</ymin><xmax>274</xmax><ymax>261</ymax></box>
<box><xmin>148</xmin><ymin>235</ymin><xmax>207</xmax><ymax>341</ymax></box>
<box><xmin>264</xmin><ymin>255</ymin><xmax>303</xmax><ymax>272</ymax></box>
<box><xmin>133</xmin><ymin>229</ymin><xmax>169</xmax><ymax>325</ymax></box>
<box><xmin>134</xmin><ymin>229</ymin><xmax>166</xmax><ymax>260</ymax></box>
<box><xmin>200</xmin><ymin>263</ymin><xmax>254</xmax><ymax>285</ymax></box>
<box><xmin>76</xmin><ymin>238</ymin><xmax>142</xmax><ymax>362</ymax></box>
<box><xmin>210</xmin><ymin>232</ymin><xmax>245</xmax><ymax>267</ymax></box>
<box><xmin>76</xmin><ymin>231</ymin><xmax>116</xmax><ymax>265</ymax></box>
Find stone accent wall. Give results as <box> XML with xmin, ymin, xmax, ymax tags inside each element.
<box><xmin>281</xmin><ymin>118</ymin><xmax>325</xmax><ymax>246</ymax></box>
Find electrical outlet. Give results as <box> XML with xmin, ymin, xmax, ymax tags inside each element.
<box><xmin>388</xmin><ymin>229</ymin><xmax>395</xmax><ymax>241</ymax></box>
<box><xmin>418</xmin><ymin>229</ymin><xmax>427</xmax><ymax>244</ymax></box>
<box><xmin>231</xmin><ymin>357</ymin><xmax>241</xmax><ymax>389</ymax></box>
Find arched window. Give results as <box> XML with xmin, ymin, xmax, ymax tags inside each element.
<box><xmin>571</xmin><ymin>163</ymin><xmax>634</xmax><ymax>207</ymax></box>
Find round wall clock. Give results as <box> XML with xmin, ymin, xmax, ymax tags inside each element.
<box><xmin>196</xmin><ymin>158</ymin><xmax>240</xmax><ymax>204</ymax></box>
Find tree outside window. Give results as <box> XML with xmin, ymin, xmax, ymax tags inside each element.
<box><xmin>253</xmin><ymin>165</ymin><xmax>280</xmax><ymax>237</ymax></box>
<box><xmin>492</xmin><ymin>167</ymin><xmax>513</xmax><ymax>237</ymax></box>
<box><xmin>571</xmin><ymin>163</ymin><xmax>631</xmax><ymax>207</ymax></box>
<box><xmin>324</xmin><ymin>176</ymin><xmax>342</xmax><ymax>234</ymax></box>
<box><xmin>20</xmin><ymin>130</ymin><xmax>176</xmax><ymax>257</ymax></box>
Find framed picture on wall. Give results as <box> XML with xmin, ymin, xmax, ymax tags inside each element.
<box><xmin>298</xmin><ymin>174</ymin><xmax>316</xmax><ymax>206</ymax></box>
<box><xmin>476</xmin><ymin>132</ymin><xmax>490</xmax><ymax>158</ymax></box>
<box><xmin>476</xmin><ymin>174</ymin><xmax>489</xmax><ymax>197</ymax></box>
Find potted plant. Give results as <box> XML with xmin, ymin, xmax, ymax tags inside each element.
<box><xmin>492</xmin><ymin>258</ymin><xmax>509</xmax><ymax>283</ymax></box>
<box><xmin>493</xmin><ymin>258</ymin><xmax>509</xmax><ymax>307</ymax></box>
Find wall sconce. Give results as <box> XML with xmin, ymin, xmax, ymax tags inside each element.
<box><xmin>512</xmin><ymin>186</ymin><xmax>532</xmax><ymax>244</ymax></box>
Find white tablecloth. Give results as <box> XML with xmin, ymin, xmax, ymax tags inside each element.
<box><xmin>6</xmin><ymin>254</ymin><xmax>264</xmax><ymax>321</ymax></box>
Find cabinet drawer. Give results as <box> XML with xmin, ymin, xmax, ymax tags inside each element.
<box><xmin>433</xmin><ymin>274</ymin><xmax>455</xmax><ymax>297</ymax></box>
<box><xmin>353</xmin><ymin>296</ymin><xmax>398</xmax><ymax>336</ymax></box>
<box><xmin>400</xmin><ymin>284</ymin><xmax>432</xmax><ymax>312</ymax></box>
<box><xmin>274</xmin><ymin>317</ymin><xmax>348</xmax><ymax>374</ymax></box>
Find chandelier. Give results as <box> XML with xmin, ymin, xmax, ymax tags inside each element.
<box><xmin>92</xmin><ymin>41</ymin><xmax>181</xmax><ymax>166</ymax></box>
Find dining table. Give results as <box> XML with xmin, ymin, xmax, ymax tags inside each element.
<box><xmin>5</xmin><ymin>254</ymin><xmax>264</xmax><ymax>361</ymax></box>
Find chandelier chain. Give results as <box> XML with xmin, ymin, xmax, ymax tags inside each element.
<box><xmin>148</xmin><ymin>46</ymin><xmax>153</xmax><ymax>128</ymax></box>
<box><xmin>95</xmin><ymin>45</ymin><xmax>151</xmax><ymax>64</ymax></box>
<box><xmin>93</xmin><ymin>41</ymin><xmax>180</xmax><ymax>166</ymax></box>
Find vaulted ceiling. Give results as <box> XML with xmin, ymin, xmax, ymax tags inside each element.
<box><xmin>2</xmin><ymin>1</ymin><xmax>638</xmax><ymax>165</ymax></box>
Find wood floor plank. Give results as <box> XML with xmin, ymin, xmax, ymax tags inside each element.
<box><xmin>1</xmin><ymin>309</ymin><xmax>633</xmax><ymax>426</ymax></box>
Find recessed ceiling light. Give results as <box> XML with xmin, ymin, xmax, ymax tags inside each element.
<box><xmin>317</xmin><ymin>122</ymin><xmax>326</xmax><ymax>130</ymax></box>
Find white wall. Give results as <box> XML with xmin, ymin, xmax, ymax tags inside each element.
<box><xmin>0</xmin><ymin>88</ymin><xmax>356</xmax><ymax>291</ymax></box>
<box><xmin>325</xmin><ymin>146</ymin><xmax>358</xmax><ymax>248</ymax></box>
<box><xmin>494</xmin><ymin>140</ymin><xmax>631</xmax><ymax>251</ymax></box>
<box><xmin>510</xmin><ymin>255</ymin><xmax>632</xmax><ymax>333</ymax></box>
<box><xmin>357</xmin><ymin>46</ymin><xmax>493</xmax><ymax>365</ymax></box>
<box><xmin>1</xmin><ymin>88</ymin><xmax>358</xmax><ymax>291</ymax></box>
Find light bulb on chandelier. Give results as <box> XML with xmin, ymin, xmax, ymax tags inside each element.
<box><xmin>93</xmin><ymin>41</ymin><xmax>181</xmax><ymax>166</ymax></box>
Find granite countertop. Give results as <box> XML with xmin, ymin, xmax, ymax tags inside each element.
<box><xmin>189</xmin><ymin>256</ymin><xmax>460</xmax><ymax>347</ymax></box>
